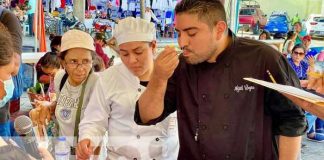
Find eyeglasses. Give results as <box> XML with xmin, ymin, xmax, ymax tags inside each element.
<box><xmin>293</xmin><ymin>51</ymin><xmax>305</xmax><ymax>56</ymax></box>
<box><xmin>65</xmin><ymin>59</ymin><xmax>92</xmax><ymax>69</ymax></box>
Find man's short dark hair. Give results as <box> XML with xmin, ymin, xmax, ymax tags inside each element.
<box><xmin>175</xmin><ymin>0</ymin><xmax>227</xmax><ymax>29</ymax></box>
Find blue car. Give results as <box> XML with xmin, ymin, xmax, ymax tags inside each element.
<box><xmin>264</xmin><ymin>14</ymin><xmax>290</xmax><ymax>36</ymax></box>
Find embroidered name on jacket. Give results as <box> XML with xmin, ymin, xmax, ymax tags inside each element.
<box><xmin>234</xmin><ymin>84</ymin><xmax>255</xmax><ymax>93</ymax></box>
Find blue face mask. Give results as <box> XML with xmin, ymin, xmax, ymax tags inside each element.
<box><xmin>0</xmin><ymin>78</ymin><xmax>14</xmax><ymax>108</ymax></box>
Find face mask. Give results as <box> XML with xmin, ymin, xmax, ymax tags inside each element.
<box><xmin>0</xmin><ymin>78</ymin><xmax>14</xmax><ymax>108</ymax></box>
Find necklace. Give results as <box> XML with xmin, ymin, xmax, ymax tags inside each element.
<box><xmin>64</xmin><ymin>82</ymin><xmax>81</xmax><ymax>97</ymax></box>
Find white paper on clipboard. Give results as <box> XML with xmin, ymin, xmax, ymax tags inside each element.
<box><xmin>243</xmin><ymin>77</ymin><xmax>324</xmax><ymax>107</ymax></box>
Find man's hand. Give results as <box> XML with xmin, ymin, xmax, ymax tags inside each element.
<box><xmin>307</xmin><ymin>74</ymin><xmax>324</xmax><ymax>94</ymax></box>
<box><xmin>77</xmin><ymin>139</ymin><xmax>94</xmax><ymax>160</ymax></box>
<box><xmin>153</xmin><ymin>46</ymin><xmax>179</xmax><ymax>81</ymax></box>
<box><xmin>38</xmin><ymin>147</ymin><xmax>54</xmax><ymax>160</ymax></box>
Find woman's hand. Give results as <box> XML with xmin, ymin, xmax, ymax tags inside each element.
<box><xmin>29</xmin><ymin>101</ymin><xmax>52</xmax><ymax>136</ymax></box>
<box><xmin>306</xmin><ymin>55</ymin><xmax>315</xmax><ymax>71</ymax></box>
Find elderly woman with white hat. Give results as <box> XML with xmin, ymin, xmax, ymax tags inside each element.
<box><xmin>77</xmin><ymin>17</ymin><xmax>179</xmax><ymax>160</ymax></box>
<box><xmin>30</xmin><ymin>29</ymin><xmax>99</xmax><ymax>156</ymax></box>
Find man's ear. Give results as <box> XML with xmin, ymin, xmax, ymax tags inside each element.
<box><xmin>214</xmin><ymin>21</ymin><xmax>227</xmax><ymax>40</ymax></box>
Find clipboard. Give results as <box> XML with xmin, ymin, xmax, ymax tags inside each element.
<box><xmin>244</xmin><ymin>77</ymin><xmax>324</xmax><ymax>107</ymax></box>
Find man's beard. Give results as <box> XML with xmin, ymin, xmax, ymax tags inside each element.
<box><xmin>184</xmin><ymin>49</ymin><xmax>216</xmax><ymax>64</ymax></box>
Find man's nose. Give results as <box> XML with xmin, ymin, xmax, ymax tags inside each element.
<box><xmin>178</xmin><ymin>34</ymin><xmax>189</xmax><ymax>49</ymax></box>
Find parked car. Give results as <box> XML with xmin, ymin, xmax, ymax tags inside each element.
<box><xmin>264</xmin><ymin>11</ymin><xmax>290</xmax><ymax>37</ymax></box>
<box><xmin>305</xmin><ymin>14</ymin><xmax>324</xmax><ymax>38</ymax></box>
<box><xmin>239</xmin><ymin>6</ymin><xmax>267</xmax><ymax>34</ymax></box>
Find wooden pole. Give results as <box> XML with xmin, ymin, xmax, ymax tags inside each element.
<box><xmin>140</xmin><ymin>0</ymin><xmax>145</xmax><ymax>18</ymax></box>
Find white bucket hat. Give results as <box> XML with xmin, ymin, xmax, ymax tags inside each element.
<box><xmin>113</xmin><ymin>17</ymin><xmax>156</xmax><ymax>46</ymax></box>
<box><xmin>60</xmin><ymin>30</ymin><xmax>95</xmax><ymax>52</ymax></box>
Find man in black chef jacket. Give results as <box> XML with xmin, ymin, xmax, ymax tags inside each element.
<box><xmin>134</xmin><ymin>0</ymin><xmax>307</xmax><ymax>159</ymax></box>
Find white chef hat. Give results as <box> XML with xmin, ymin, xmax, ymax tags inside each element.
<box><xmin>113</xmin><ymin>17</ymin><xmax>156</xmax><ymax>46</ymax></box>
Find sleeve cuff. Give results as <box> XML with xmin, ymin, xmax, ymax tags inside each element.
<box><xmin>78</xmin><ymin>134</ymin><xmax>101</xmax><ymax>147</ymax></box>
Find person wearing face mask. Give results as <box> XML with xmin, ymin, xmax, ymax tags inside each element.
<box><xmin>0</xmin><ymin>23</ymin><xmax>16</xmax><ymax>137</ymax></box>
<box><xmin>0</xmin><ymin>4</ymin><xmax>24</xmax><ymax>115</ymax></box>
<box><xmin>0</xmin><ymin>23</ymin><xmax>54</xmax><ymax>160</ymax></box>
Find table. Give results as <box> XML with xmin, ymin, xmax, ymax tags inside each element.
<box><xmin>22</xmin><ymin>52</ymin><xmax>46</xmax><ymax>63</ymax></box>
<box><xmin>260</xmin><ymin>39</ymin><xmax>285</xmax><ymax>52</ymax></box>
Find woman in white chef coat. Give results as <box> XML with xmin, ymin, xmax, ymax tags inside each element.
<box><xmin>77</xmin><ymin>17</ymin><xmax>179</xmax><ymax>160</ymax></box>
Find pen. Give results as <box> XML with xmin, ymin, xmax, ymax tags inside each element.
<box><xmin>267</xmin><ymin>70</ymin><xmax>277</xmax><ymax>84</ymax></box>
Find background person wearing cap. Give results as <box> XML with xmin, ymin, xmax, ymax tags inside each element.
<box><xmin>302</xmin><ymin>35</ymin><xmax>318</xmax><ymax>58</ymax></box>
<box><xmin>77</xmin><ymin>17</ymin><xmax>179</xmax><ymax>160</ymax></box>
<box><xmin>29</xmin><ymin>30</ymin><xmax>100</xmax><ymax>156</ymax></box>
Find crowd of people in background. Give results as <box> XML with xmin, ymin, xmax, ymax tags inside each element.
<box><xmin>257</xmin><ymin>20</ymin><xmax>324</xmax><ymax>142</ymax></box>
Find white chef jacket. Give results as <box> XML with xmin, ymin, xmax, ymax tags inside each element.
<box><xmin>79</xmin><ymin>63</ymin><xmax>179</xmax><ymax>160</ymax></box>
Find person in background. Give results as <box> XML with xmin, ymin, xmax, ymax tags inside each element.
<box><xmin>287</xmin><ymin>44</ymin><xmax>309</xmax><ymax>80</ymax></box>
<box><xmin>305</xmin><ymin>108</ymin><xmax>324</xmax><ymax>142</ymax></box>
<box><xmin>136</xmin><ymin>0</ymin><xmax>306</xmax><ymax>159</ymax></box>
<box><xmin>287</xmin><ymin>49</ymin><xmax>324</xmax><ymax>120</ymax></box>
<box><xmin>26</xmin><ymin>0</ymin><xmax>35</xmax><ymax>36</ymax></box>
<box><xmin>302</xmin><ymin>35</ymin><xmax>317</xmax><ymax>58</ymax></box>
<box><xmin>105</xmin><ymin>36</ymin><xmax>118</xmax><ymax>56</ymax></box>
<box><xmin>92</xmin><ymin>54</ymin><xmax>106</xmax><ymax>72</ymax></box>
<box><xmin>144</xmin><ymin>7</ymin><xmax>159</xmax><ymax>23</ymax></box>
<box><xmin>51</xmin><ymin>7</ymin><xmax>60</xmax><ymax>17</ymax></box>
<box><xmin>288</xmin><ymin>44</ymin><xmax>324</xmax><ymax>142</ymax></box>
<box><xmin>282</xmin><ymin>31</ymin><xmax>297</xmax><ymax>56</ymax></box>
<box><xmin>35</xmin><ymin>36</ymin><xmax>62</xmax><ymax>92</ymax></box>
<box><xmin>49</xmin><ymin>35</ymin><xmax>62</xmax><ymax>54</ymax></box>
<box><xmin>94</xmin><ymin>32</ymin><xmax>110</xmax><ymax>68</ymax></box>
<box><xmin>9</xmin><ymin>0</ymin><xmax>18</xmax><ymax>9</ymax></box>
<box><xmin>258</xmin><ymin>29</ymin><xmax>271</xmax><ymax>40</ymax></box>
<box><xmin>77</xmin><ymin>17</ymin><xmax>179</xmax><ymax>160</ymax></box>
<box><xmin>12</xmin><ymin>5</ymin><xmax>24</xmax><ymax>23</ymax></box>
<box><xmin>39</xmin><ymin>52</ymin><xmax>61</xmax><ymax>96</ymax></box>
<box><xmin>294</xmin><ymin>21</ymin><xmax>306</xmax><ymax>45</ymax></box>
<box><xmin>316</xmin><ymin>50</ymin><xmax>324</xmax><ymax>61</ymax></box>
<box><xmin>291</xmin><ymin>13</ymin><xmax>300</xmax><ymax>27</ymax></box>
